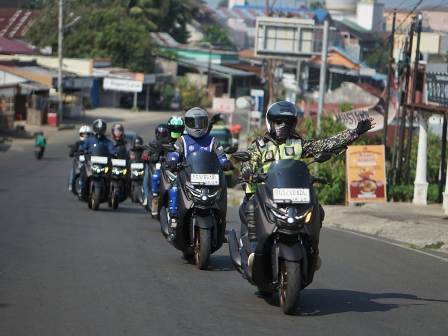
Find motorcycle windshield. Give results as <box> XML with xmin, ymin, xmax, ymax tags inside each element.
<box><xmin>90</xmin><ymin>143</ymin><xmax>111</xmax><ymax>157</ymax></box>
<box><xmin>185</xmin><ymin>151</ymin><xmax>222</xmax><ymax>186</ymax></box>
<box><xmin>264</xmin><ymin>160</ymin><xmax>313</xmax><ymax>203</ymax></box>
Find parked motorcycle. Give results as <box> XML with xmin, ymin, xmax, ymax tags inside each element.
<box><xmin>227</xmin><ymin>151</ymin><xmax>330</xmax><ymax>314</ymax></box>
<box><xmin>81</xmin><ymin>143</ymin><xmax>111</xmax><ymax>211</ymax></box>
<box><xmin>158</xmin><ymin>151</ymin><xmax>227</xmax><ymax>270</ymax></box>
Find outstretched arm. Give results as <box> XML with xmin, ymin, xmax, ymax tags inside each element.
<box><xmin>302</xmin><ymin>118</ymin><xmax>374</xmax><ymax>158</ymax></box>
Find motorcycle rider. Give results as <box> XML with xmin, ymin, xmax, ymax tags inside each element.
<box><xmin>240</xmin><ymin>101</ymin><xmax>374</xmax><ymax>271</ymax></box>
<box><xmin>142</xmin><ymin>118</ymin><xmax>185</xmax><ymax>209</ymax></box>
<box><xmin>80</xmin><ymin>119</ymin><xmax>117</xmax><ymax>155</ymax></box>
<box><xmin>67</xmin><ymin>125</ymin><xmax>92</xmax><ymax>191</ymax></box>
<box><xmin>165</xmin><ymin>107</ymin><xmax>231</xmax><ymax>233</ymax></box>
<box><xmin>111</xmin><ymin>123</ymin><xmax>128</xmax><ymax>158</ymax></box>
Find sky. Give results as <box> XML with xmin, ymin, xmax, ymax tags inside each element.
<box><xmin>205</xmin><ymin>0</ymin><xmax>447</xmax><ymax>10</ymax></box>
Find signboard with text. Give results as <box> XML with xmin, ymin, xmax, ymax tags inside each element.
<box><xmin>346</xmin><ymin>145</ymin><xmax>387</xmax><ymax>203</ymax></box>
<box><xmin>212</xmin><ymin>97</ymin><xmax>235</xmax><ymax>114</ymax></box>
<box><xmin>103</xmin><ymin>77</ymin><xmax>143</xmax><ymax>93</ymax></box>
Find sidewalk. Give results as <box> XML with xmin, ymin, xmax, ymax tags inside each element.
<box><xmin>324</xmin><ymin>202</ymin><xmax>448</xmax><ymax>254</ymax></box>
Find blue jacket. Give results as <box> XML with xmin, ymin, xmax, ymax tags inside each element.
<box><xmin>79</xmin><ymin>135</ymin><xmax>117</xmax><ymax>156</ymax></box>
<box><xmin>169</xmin><ymin>134</ymin><xmax>228</xmax><ymax>166</ymax></box>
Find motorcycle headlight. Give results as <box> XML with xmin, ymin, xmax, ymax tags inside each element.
<box><xmin>92</xmin><ymin>164</ymin><xmax>105</xmax><ymax>173</ymax></box>
<box><xmin>112</xmin><ymin>167</ymin><xmax>120</xmax><ymax>175</ymax></box>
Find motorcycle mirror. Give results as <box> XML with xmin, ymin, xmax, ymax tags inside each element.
<box><xmin>224</xmin><ymin>145</ymin><xmax>238</xmax><ymax>155</ymax></box>
<box><xmin>232</xmin><ymin>151</ymin><xmax>250</xmax><ymax>162</ymax></box>
<box><xmin>314</xmin><ymin>152</ymin><xmax>332</xmax><ymax>163</ymax></box>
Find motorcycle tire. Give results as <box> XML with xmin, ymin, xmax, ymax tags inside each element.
<box><xmin>194</xmin><ymin>228</ymin><xmax>211</xmax><ymax>270</ymax></box>
<box><xmin>279</xmin><ymin>260</ymin><xmax>302</xmax><ymax>315</ymax></box>
<box><xmin>90</xmin><ymin>186</ymin><xmax>101</xmax><ymax>211</ymax></box>
<box><xmin>111</xmin><ymin>185</ymin><xmax>119</xmax><ymax>210</ymax></box>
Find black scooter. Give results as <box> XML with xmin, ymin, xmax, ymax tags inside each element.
<box><xmin>228</xmin><ymin>151</ymin><xmax>330</xmax><ymax>314</ymax></box>
<box><xmin>108</xmin><ymin>153</ymin><xmax>129</xmax><ymax>210</ymax></box>
<box><xmin>129</xmin><ymin>152</ymin><xmax>145</xmax><ymax>204</ymax></box>
<box><xmin>80</xmin><ymin>143</ymin><xmax>111</xmax><ymax>211</ymax></box>
<box><xmin>158</xmin><ymin>151</ymin><xmax>227</xmax><ymax>270</ymax></box>
<box><xmin>34</xmin><ymin>145</ymin><xmax>44</xmax><ymax>160</ymax></box>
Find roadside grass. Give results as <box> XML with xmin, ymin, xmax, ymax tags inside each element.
<box><xmin>424</xmin><ymin>241</ymin><xmax>445</xmax><ymax>249</ymax></box>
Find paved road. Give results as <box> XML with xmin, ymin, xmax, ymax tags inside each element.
<box><xmin>1</xmin><ymin>117</ymin><xmax>448</xmax><ymax>336</ymax></box>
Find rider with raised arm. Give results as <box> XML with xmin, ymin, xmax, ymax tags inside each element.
<box><xmin>240</xmin><ymin>101</ymin><xmax>374</xmax><ymax>271</ymax></box>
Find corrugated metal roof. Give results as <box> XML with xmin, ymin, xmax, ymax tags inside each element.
<box><xmin>0</xmin><ymin>9</ymin><xmax>41</xmax><ymax>38</ymax></box>
<box><xmin>0</xmin><ymin>36</ymin><xmax>34</xmax><ymax>54</ymax></box>
<box><xmin>177</xmin><ymin>59</ymin><xmax>254</xmax><ymax>78</ymax></box>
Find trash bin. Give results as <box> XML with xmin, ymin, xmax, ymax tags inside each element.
<box><xmin>47</xmin><ymin>112</ymin><xmax>58</xmax><ymax>127</ymax></box>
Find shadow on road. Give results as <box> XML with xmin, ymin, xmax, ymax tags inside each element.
<box><xmin>259</xmin><ymin>288</ymin><xmax>448</xmax><ymax>316</ymax></box>
<box><xmin>207</xmin><ymin>255</ymin><xmax>235</xmax><ymax>272</ymax></box>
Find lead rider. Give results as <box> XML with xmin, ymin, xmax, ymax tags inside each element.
<box><xmin>241</xmin><ymin>100</ymin><xmax>374</xmax><ymax>271</ymax></box>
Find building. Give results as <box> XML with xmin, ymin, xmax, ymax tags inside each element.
<box><xmin>384</xmin><ymin>7</ymin><xmax>448</xmax><ymax>33</ymax></box>
<box><xmin>327</xmin><ymin>0</ymin><xmax>384</xmax><ymax>32</ymax></box>
<box><xmin>393</xmin><ymin>32</ymin><xmax>448</xmax><ymax>62</ymax></box>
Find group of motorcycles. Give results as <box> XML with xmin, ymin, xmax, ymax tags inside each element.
<box><xmin>67</xmin><ymin>130</ymin><xmax>328</xmax><ymax>316</ymax></box>
<box><xmin>69</xmin><ymin>142</ymin><xmax>146</xmax><ymax>211</ymax></box>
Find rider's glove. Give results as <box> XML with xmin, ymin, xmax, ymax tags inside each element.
<box><xmin>241</xmin><ymin>166</ymin><xmax>252</xmax><ymax>181</ymax></box>
<box><xmin>356</xmin><ymin>118</ymin><xmax>373</xmax><ymax>135</ymax></box>
<box><xmin>223</xmin><ymin>161</ymin><xmax>233</xmax><ymax>171</ymax></box>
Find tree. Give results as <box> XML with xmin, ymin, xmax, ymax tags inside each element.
<box><xmin>309</xmin><ymin>1</ymin><xmax>325</xmax><ymax>10</ymax></box>
<box><xmin>365</xmin><ymin>36</ymin><xmax>389</xmax><ymax>73</ymax></box>
<box><xmin>27</xmin><ymin>3</ymin><xmax>155</xmax><ymax>72</ymax></box>
<box><xmin>202</xmin><ymin>25</ymin><xmax>234</xmax><ymax>49</ymax></box>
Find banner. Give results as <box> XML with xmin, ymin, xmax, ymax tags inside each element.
<box><xmin>212</xmin><ymin>97</ymin><xmax>235</xmax><ymax>114</ymax></box>
<box><xmin>346</xmin><ymin>145</ymin><xmax>387</xmax><ymax>203</ymax></box>
<box><xmin>334</xmin><ymin>72</ymin><xmax>399</xmax><ymax>132</ymax></box>
<box><xmin>103</xmin><ymin>77</ymin><xmax>143</xmax><ymax>93</ymax></box>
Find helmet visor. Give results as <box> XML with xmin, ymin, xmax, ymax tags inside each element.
<box><xmin>185</xmin><ymin>116</ymin><xmax>208</xmax><ymax>129</ymax></box>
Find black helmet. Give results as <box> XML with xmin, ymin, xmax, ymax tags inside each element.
<box><xmin>92</xmin><ymin>119</ymin><xmax>107</xmax><ymax>137</ymax></box>
<box><xmin>111</xmin><ymin>123</ymin><xmax>125</xmax><ymax>141</ymax></box>
<box><xmin>133</xmin><ymin>135</ymin><xmax>144</xmax><ymax>148</ymax></box>
<box><xmin>167</xmin><ymin>116</ymin><xmax>184</xmax><ymax>139</ymax></box>
<box><xmin>265</xmin><ymin>101</ymin><xmax>300</xmax><ymax>141</ymax></box>
<box><xmin>155</xmin><ymin>123</ymin><xmax>169</xmax><ymax>143</ymax></box>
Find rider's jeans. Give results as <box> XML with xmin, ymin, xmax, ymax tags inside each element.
<box><xmin>67</xmin><ymin>166</ymin><xmax>75</xmax><ymax>191</ymax></box>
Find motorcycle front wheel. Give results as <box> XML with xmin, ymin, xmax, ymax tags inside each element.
<box><xmin>111</xmin><ymin>184</ymin><xmax>119</xmax><ymax>210</ymax></box>
<box><xmin>194</xmin><ymin>228</ymin><xmax>211</xmax><ymax>270</ymax></box>
<box><xmin>89</xmin><ymin>185</ymin><xmax>101</xmax><ymax>211</ymax></box>
<box><xmin>279</xmin><ymin>260</ymin><xmax>301</xmax><ymax>315</ymax></box>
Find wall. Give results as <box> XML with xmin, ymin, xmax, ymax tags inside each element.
<box><xmin>393</xmin><ymin>32</ymin><xmax>448</xmax><ymax>61</ymax></box>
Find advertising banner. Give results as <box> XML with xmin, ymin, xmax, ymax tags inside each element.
<box><xmin>103</xmin><ymin>77</ymin><xmax>143</xmax><ymax>93</ymax></box>
<box><xmin>346</xmin><ymin>145</ymin><xmax>387</xmax><ymax>203</ymax></box>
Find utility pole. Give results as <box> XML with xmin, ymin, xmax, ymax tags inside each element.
<box><xmin>58</xmin><ymin>0</ymin><xmax>63</xmax><ymax>124</ymax></box>
<box><xmin>404</xmin><ymin>13</ymin><xmax>423</xmax><ymax>183</ymax></box>
<box><xmin>383</xmin><ymin>10</ymin><xmax>396</xmax><ymax>147</ymax></box>
<box><xmin>394</xmin><ymin>18</ymin><xmax>415</xmax><ymax>184</ymax></box>
<box><xmin>265</xmin><ymin>0</ymin><xmax>274</xmax><ymax>105</ymax></box>
<box><xmin>317</xmin><ymin>18</ymin><xmax>329</xmax><ymax>135</ymax></box>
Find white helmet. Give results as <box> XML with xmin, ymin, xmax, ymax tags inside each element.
<box><xmin>79</xmin><ymin>125</ymin><xmax>92</xmax><ymax>140</ymax></box>
<box><xmin>184</xmin><ymin>107</ymin><xmax>209</xmax><ymax>138</ymax></box>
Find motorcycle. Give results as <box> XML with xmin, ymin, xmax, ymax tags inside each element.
<box><xmin>68</xmin><ymin>146</ymin><xmax>86</xmax><ymax>197</ymax></box>
<box><xmin>108</xmin><ymin>153</ymin><xmax>129</xmax><ymax>210</ymax></box>
<box><xmin>227</xmin><ymin>151</ymin><xmax>330</xmax><ymax>314</ymax></box>
<box><xmin>81</xmin><ymin>143</ymin><xmax>111</xmax><ymax>211</ymax></box>
<box><xmin>34</xmin><ymin>145</ymin><xmax>44</xmax><ymax>160</ymax></box>
<box><xmin>129</xmin><ymin>150</ymin><xmax>145</xmax><ymax>204</ymax></box>
<box><xmin>158</xmin><ymin>151</ymin><xmax>227</xmax><ymax>270</ymax></box>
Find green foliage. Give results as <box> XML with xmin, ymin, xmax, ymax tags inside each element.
<box><xmin>339</xmin><ymin>102</ymin><xmax>353</xmax><ymax>112</ymax></box>
<box><xmin>388</xmin><ymin>184</ymin><xmax>439</xmax><ymax>203</ymax></box>
<box><xmin>202</xmin><ymin>25</ymin><xmax>234</xmax><ymax>49</ymax></box>
<box><xmin>309</xmin><ymin>1</ymin><xmax>325</xmax><ymax>10</ymax></box>
<box><xmin>176</xmin><ymin>77</ymin><xmax>204</xmax><ymax>110</ymax></box>
<box><xmin>365</xmin><ymin>36</ymin><xmax>389</xmax><ymax>73</ymax></box>
<box><xmin>26</xmin><ymin>0</ymin><xmax>196</xmax><ymax>71</ymax></box>
<box><xmin>300</xmin><ymin>116</ymin><xmax>349</xmax><ymax>204</ymax></box>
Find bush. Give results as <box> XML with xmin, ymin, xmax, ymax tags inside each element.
<box><xmin>176</xmin><ymin>77</ymin><xmax>205</xmax><ymax>110</ymax></box>
<box><xmin>388</xmin><ymin>184</ymin><xmax>439</xmax><ymax>202</ymax></box>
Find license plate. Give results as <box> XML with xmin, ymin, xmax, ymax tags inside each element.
<box><xmin>273</xmin><ymin>188</ymin><xmax>310</xmax><ymax>203</ymax></box>
<box><xmin>191</xmin><ymin>173</ymin><xmax>220</xmax><ymax>186</ymax></box>
<box><xmin>131</xmin><ymin>163</ymin><xmax>144</xmax><ymax>169</ymax></box>
<box><xmin>91</xmin><ymin>156</ymin><xmax>108</xmax><ymax>164</ymax></box>
<box><xmin>112</xmin><ymin>159</ymin><xmax>127</xmax><ymax>167</ymax></box>
<box><xmin>79</xmin><ymin>155</ymin><xmax>85</xmax><ymax>162</ymax></box>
